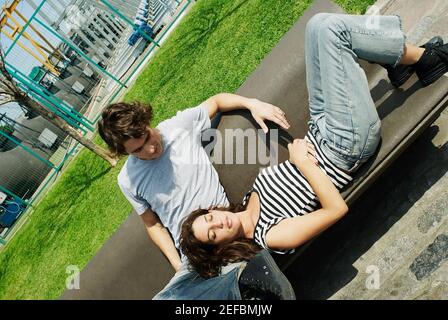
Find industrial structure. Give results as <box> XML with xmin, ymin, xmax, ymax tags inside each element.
<box><xmin>0</xmin><ymin>0</ymin><xmax>192</xmax><ymax>242</ymax></box>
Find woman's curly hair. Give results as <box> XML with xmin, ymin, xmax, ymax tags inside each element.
<box><xmin>180</xmin><ymin>202</ymin><xmax>261</xmax><ymax>279</ymax></box>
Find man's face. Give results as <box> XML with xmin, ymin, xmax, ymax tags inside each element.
<box><xmin>123</xmin><ymin>127</ymin><xmax>164</xmax><ymax>160</ymax></box>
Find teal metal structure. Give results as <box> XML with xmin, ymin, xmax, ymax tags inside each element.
<box><xmin>0</xmin><ymin>0</ymin><xmax>194</xmax><ymax>244</ymax></box>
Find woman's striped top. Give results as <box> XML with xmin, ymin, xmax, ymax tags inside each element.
<box><xmin>242</xmin><ymin>129</ymin><xmax>353</xmax><ymax>255</ymax></box>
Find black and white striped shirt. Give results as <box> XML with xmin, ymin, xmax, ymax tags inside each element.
<box><xmin>242</xmin><ymin>129</ymin><xmax>353</xmax><ymax>254</ymax></box>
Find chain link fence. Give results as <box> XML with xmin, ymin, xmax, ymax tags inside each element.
<box><xmin>0</xmin><ymin>0</ymin><xmax>195</xmax><ymax>244</ymax></box>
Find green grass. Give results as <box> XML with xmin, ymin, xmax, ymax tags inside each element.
<box><xmin>0</xmin><ymin>147</ymin><xmax>131</xmax><ymax>299</ymax></box>
<box><xmin>0</xmin><ymin>0</ymin><xmax>375</xmax><ymax>299</ymax></box>
<box><xmin>335</xmin><ymin>0</ymin><xmax>376</xmax><ymax>14</ymax></box>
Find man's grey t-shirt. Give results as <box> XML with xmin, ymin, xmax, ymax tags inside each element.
<box><xmin>117</xmin><ymin>105</ymin><xmax>229</xmax><ymax>248</ymax></box>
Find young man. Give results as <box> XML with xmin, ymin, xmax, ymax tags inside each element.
<box><xmin>98</xmin><ymin>93</ymin><xmax>295</xmax><ymax>299</ymax></box>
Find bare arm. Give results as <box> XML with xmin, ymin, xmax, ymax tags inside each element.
<box><xmin>202</xmin><ymin>93</ymin><xmax>290</xmax><ymax>133</ymax></box>
<box><xmin>266</xmin><ymin>139</ymin><xmax>348</xmax><ymax>250</ymax></box>
<box><xmin>140</xmin><ymin>209</ymin><xmax>182</xmax><ymax>272</ymax></box>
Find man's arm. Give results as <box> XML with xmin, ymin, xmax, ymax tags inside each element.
<box><xmin>140</xmin><ymin>208</ymin><xmax>182</xmax><ymax>272</ymax></box>
<box><xmin>202</xmin><ymin>93</ymin><xmax>290</xmax><ymax>133</ymax></box>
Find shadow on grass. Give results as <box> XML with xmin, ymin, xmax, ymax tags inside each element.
<box><xmin>0</xmin><ymin>151</ymin><xmax>115</xmax><ymax>298</ymax></box>
<box><xmin>147</xmin><ymin>0</ymin><xmax>251</xmax><ymax>93</ymax></box>
<box><xmin>30</xmin><ymin>155</ymin><xmax>112</xmax><ymax>248</ymax></box>
<box><xmin>177</xmin><ymin>0</ymin><xmax>250</xmax><ymax>51</ymax></box>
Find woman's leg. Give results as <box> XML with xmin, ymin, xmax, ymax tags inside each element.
<box><xmin>400</xmin><ymin>44</ymin><xmax>425</xmax><ymax>64</ymax></box>
<box><xmin>305</xmin><ymin>13</ymin><xmax>332</xmax><ymax>122</ymax></box>
<box><xmin>308</xmin><ymin>14</ymin><xmax>407</xmax><ymax>171</ymax></box>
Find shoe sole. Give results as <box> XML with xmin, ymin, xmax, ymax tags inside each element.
<box><xmin>420</xmin><ymin>64</ymin><xmax>448</xmax><ymax>87</ymax></box>
<box><xmin>419</xmin><ymin>36</ymin><xmax>445</xmax><ymax>87</ymax></box>
<box><xmin>391</xmin><ymin>67</ymin><xmax>414</xmax><ymax>87</ymax></box>
<box><xmin>259</xmin><ymin>250</ymin><xmax>296</xmax><ymax>300</ymax></box>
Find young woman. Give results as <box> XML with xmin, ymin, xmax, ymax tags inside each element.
<box><xmin>179</xmin><ymin>13</ymin><xmax>448</xmax><ymax>279</ymax></box>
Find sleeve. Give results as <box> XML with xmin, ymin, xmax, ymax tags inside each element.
<box><xmin>259</xmin><ymin>217</ymin><xmax>296</xmax><ymax>255</ymax></box>
<box><xmin>170</xmin><ymin>104</ymin><xmax>211</xmax><ymax>134</ymax></box>
<box><xmin>118</xmin><ymin>181</ymin><xmax>150</xmax><ymax>216</ymax></box>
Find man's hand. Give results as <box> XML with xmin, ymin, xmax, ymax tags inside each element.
<box><xmin>173</xmin><ymin>260</ymin><xmax>182</xmax><ymax>273</ymax></box>
<box><xmin>288</xmin><ymin>139</ymin><xmax>318</xmax><ymax>168</ymax></box>
<box><xmin>247</xmin><ymin>99</ymin><xmax>290</xmax><ymax>133</ymax></box>
<box><xmin>141</xmin><ymin>209</ymin><xmax>182</xmax><ymax>273</ymax></box>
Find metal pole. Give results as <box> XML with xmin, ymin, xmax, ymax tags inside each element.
<box><xmin>25</xmin><ymin>0</ymin><xmax>54</xmax><ymax>25</ymax></box>
<box><xmin>74</xmin><ymin>28</ymin><xmax>104</xmax><ymax>60</ymax></box>
<box><xmin>33</xmin><ymin>17</ymin><xmax>126</xmax><ymax>87</ymax></box>
<box><xmin>0</xmin><ymin>186</ymin><xmax>29</xmax><ymax>207</ymax></box>
<box><xmin>0</xmin><ymin>130</ymin><xmax>57</xmax><ymax>169</ymax></box>
<box><xmin>96</xmin><ymin>12</ymin><xmax>121</xmax><ymax>43</ymax></box>
<box><xmin>46</xmin><ymin>0</ymin><xmax>65</xmax><ymax>17</ymax></box>
<box><xmin>155</xmin><ymin>0</ymin><xmax>191</xmax><ymax>45</ymax></box>
<box><xmin>7</xmin><ymin>64</ymin><xmax>91</xmax><ymax>132</ymax></box>
<box><xmin>99</xmin><ymin>0</ymin><xmax>161</xmax><ymax>47</ymax></box>
<box><xmin>88</xmin><ymin>9</ymin><xmax>116</xmax><ymax>51</ymax></box>
<box><xmin>84</xmin><ymin>7</ymin><xmax>116</xmax><ymax>53</ymax></box>
<box><xmin>4</xmin><ymin>0</ymin><xmax>48</xmax><ymax>57</ymax></box>
<box><xmin>100</xmin><ymin>0</ymin><xmax>192</xmax><ymax>113</ymax></box>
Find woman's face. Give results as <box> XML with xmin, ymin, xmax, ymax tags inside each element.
<box><xmin>192</xmin><ymin>210</ymin><xmax>242</xmax><ymax>245</ymax></box>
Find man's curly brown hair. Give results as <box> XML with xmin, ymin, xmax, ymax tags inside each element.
<box><xmin>97</xmin><ymin>101</ymin><xmax>153</xmax><ymax>156</ymax></box>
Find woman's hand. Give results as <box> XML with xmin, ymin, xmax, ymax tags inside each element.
<box><xmin>288</xmin><ymin>139</ymin><xmax>318</xmax><ymax>167</ymax></box>
<box><xmin>248</xmin><ymin>99</ymin><xmax>290</xmax><ymax>133</ymax></box>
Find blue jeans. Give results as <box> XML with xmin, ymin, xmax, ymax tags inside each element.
<box><xmin>305</xmin><ymin>13</ymin><xmax>406</xmax><ymax>172</ymax></box>
<box><xmin>153</xmin><ymin>258</ymin><xmax>244</xmax><ymax>300</ymax></box>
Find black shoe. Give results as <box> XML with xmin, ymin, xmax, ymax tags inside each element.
<box><xmin>383</xmin><ymin>36</ymin><xmax>443</xmax><ymax>88</ymax></box>
<box><xmin>384</xmin><ymin>64</ymin><xmax>415</xmax><ymax>88</ymax></box>
<box><xmin>238</xmin><ymin>249</ymin><xmax>295</xmax><ymax>300</ymax></box>
<box><xmin>415</xmin><ymin>40</ymin><xmax>448</xmax><ymax>87</ymax></box>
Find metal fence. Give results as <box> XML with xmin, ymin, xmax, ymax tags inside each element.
<box><xmin>0</xmin><ymin>0</ymin><xmax>195</xmax><ymax>244</ymax></box>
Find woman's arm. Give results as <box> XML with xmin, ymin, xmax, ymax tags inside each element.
<box><xmin>266</xmin><ymin>139</ymin><xmax>348</xmax><ymax>250</ymax></box>
<box><xmin>290</xmin><ymin>139</ymin><xmax>348</xmax><ymax>213</ymax></box>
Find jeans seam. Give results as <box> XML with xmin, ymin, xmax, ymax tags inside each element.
<box><xmin>347</xmin><ymin>28</ymin><xmax>383</xmax><ymax>36</ymax></box>
<box><xmin>392</xmin><ymin>14</ymin><xmax>406</xmax><ymax>67</ymax></box>
<box><xmin>334</xmin><ymin>29</ymin><xmax>356</xmax><ymax>156</ymax></box>
<box><xmin>359</xmin><ymin>120</ymin><xmax>381</xmax><ymax>159</ymax></box>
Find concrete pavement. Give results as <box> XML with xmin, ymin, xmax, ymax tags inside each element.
<box><xmin>286</xmin><ymin>108</ymin><xmax>448</xmax><ymax>300</ymax></box>
<box><xmin>285</xmin><ymin>0</ymin><xmax>448</xmax><ymax>300</ymax></box>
